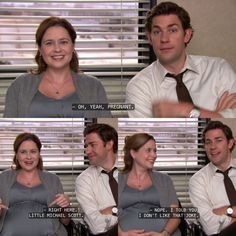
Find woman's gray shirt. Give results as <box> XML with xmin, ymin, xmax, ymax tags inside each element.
<box><xmin>4</xmin><ymin>72</ymin><xmax>111</xmax><ymax>118</ymax></box>
<box><xmin>0</xmin><ymin>169</ymin><xmax>67</xmax><ymax>236</ymax></box>
<box><xmin>118</xmin><ymin>171</ymin><xmax>181</xmax><ymax>236</ymax></box>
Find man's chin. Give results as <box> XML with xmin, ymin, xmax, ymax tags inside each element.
<box><xmin>89</xmin><ymin>159</ymin><xmax>96</xmax><ymax>166</ymax></box>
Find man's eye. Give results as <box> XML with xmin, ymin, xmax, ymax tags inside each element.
<box><xmin>216</xmin><ymin>139</ymin><xmax>222</xmax><ymax>142</ymax></box>
<box><xmin>169</xmin><ymin>28</ymin><xmax>177</xmax><ymax>33</ymax></box>
<box><xmin>60</xmin><ymin>40</ymin><xmax>69</xmax><ymax>44</ymax></box>
<box><xmin>153</xmin><ymin>30</ymin><xmax>160</xmax><ymax>35</ymax></box>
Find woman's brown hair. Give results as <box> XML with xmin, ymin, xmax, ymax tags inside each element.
<box><xmin>13</xmin><ymin>132</ymin><xmax>43</xmax><ymax>170</ymax></box>
<box><xmin>31</xmin><ymin>16</ymin><xmax>79</xmax><ymax>74</ymax></box>
<box><xmin>122</xmin><ymin>133</ymin><xmax>155</xmax><ymax>173</ymax></box>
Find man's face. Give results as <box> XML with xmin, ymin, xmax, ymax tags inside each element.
<box><xmin>85</xmin><ymin>132</ymin><xmax>109</xmax><ymax>166</ymax></box>
<box><xmin>147</xmin><ymin>14</ymin><xmax>192</xmax><ymax>68</ymax></box>
<box><xmin>204</xmin><ymin>129</ymin><xmax>234</xmax><ymax>168</ymax></box>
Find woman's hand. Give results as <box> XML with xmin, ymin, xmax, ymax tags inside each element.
<box><xmin>0</xmin><ymin>198</ymin><xmax>8</xmax><ymax>215</ymax></box>
<box><xmin>120</xmin><ymin>229</ymin><xmax>151</xmax><ymax>236</ymax></box>
<box><xmin>49</xmin><ymin>194</ymin><xmax>71</xmax><ymax>225</ymax></box>
<box><xmin>144</xmin><ymin>231</ymin><xmax>165</xmax><ymax>236</ymax></box>
<box><xmin>49</xmin><ymin>193</ymin><xmax>70</xmax><ymax>208</ymax></box>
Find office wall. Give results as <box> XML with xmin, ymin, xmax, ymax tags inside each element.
<box><xmin>159</xmin><ymin>0</ymin><xmax>236</xmax><ymax>71</ymax></box>
<box><xmin>212</xmin><ymin>118</ymin><xmax>236</xmax><ymax>158</ymax></box>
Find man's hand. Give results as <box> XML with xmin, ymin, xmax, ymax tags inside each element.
<box><xmin>99</xmin><ymin>206</ymin><xmax>113</xmax><ymax>215</ymax></box>
<box><xmin>152</xmin><ymin>101</ymin><xmax>192</xmax><ymax>117</ymax></box>
<box><xmin>216</xmin><ymin>91</ymin><xmax>236</xmax><ymax>112</ymax></box>
<box><xmin>213</xmin><ymin>206</ymin><xmax>228</xmax><ymax>216</ymax></box>
<box><xmin>213</xmin><ymin>206</ymin><xmax>236</xmax><ymax>218</ymax></box>
<box><xmin>152</xmin><ymin>91</ymin><xmax>236</xmax><ymax>118</ymax></box>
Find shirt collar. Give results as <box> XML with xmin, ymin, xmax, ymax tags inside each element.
<box><xmin>210</xmin><ymin>158</ymin><xmax>236</xmax><ymax>175</ymax></box>
<box><xmin>157</xmin><ymin>54</ymin><xmax>200</xmax><ymax>81</ymax></box>
<box><xmin>96</xmin><ymin>160</ymin><xmax>118</xmax><ymax>176</ymax></box>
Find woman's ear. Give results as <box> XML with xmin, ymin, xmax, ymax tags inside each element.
<box><xmin>130</xmin><ymin>149</ymin><xmax>136</xmax><ymax>159</ymax></box>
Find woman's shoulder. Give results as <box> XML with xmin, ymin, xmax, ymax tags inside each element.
<box><xmin>39</xmin><ymin>170</ymin><xmax>60</xmax><ymax>181</ymax></box>
<box><xmin>16</xmin><ymin>72</ymin><xmax>39</xmax><ymax>80</ymax></box>
<box><xmin>72</xmin><ymin>72</ymin><xmax>101</xmax><ymax>85</ymax></box>
<box><xmin>151</xmin><ymin>170</ymin><xmax>172</xmax><ymax>181</ymax></box>
<box><xmin>10</xmin><ymin>73</ymin><xmax>41</xmax><ymax>87</ymax></box>
<box><xmin>0</xmin><ymin>169</ymin><xmax>16</xmax><ymax>179</ymax></box>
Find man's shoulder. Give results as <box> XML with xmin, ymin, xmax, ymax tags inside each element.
<box><xmin>76</xmin><ymin>166</ymin><xmax>99</xmax><ymax>181</ymax></box>
<box><xmin>128</xmin><ymin>61</ymin><xmax>157</xmax><ymax>84</ymax></box>
<box><xmin>189</xmin><ymin>55</ymin><xmax>228</xmax><ymax>67</ymax></box>
<box><xmin>190</xmin><ymin>163</ymin><xmax>211</xmax><ymax>181</ymax></box>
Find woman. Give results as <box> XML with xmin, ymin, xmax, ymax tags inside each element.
<box><xmin>0</xmin><ymin>133</ymin><xmax>70</xmax><ymax>236</ymax></box>
<box><xmin>4</xmin><ymin>16</ymin><xmax>111</xmax><ymax>118</ymax></box>
<box><xmin>119</xmin><ymin>133</ymin><xmax>181</xmax><ymax>236</ymax></box>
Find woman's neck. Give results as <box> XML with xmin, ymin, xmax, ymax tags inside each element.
<box><xmin>128</xmin><ymin>166</ymin><xmax>151</xmax><ymax>190</ymax></box>
<box><xmin>18</xmin><ymin>168</ymin><xmax>39</xmax><ymax>178</ymax></box>
<box><xmin>44</xmin><ymin>69</ymin><xmax>72</xmax><ymax>83</ymax></box>
<box><xmin>17</xmin><ymin>169</ymin><xmax>40</xmax><ymax>187</ymax></box>
<box><xmin>130</xmin><ymin>166</ymin><xmax>149</xmax><ymax>179</ymax></box>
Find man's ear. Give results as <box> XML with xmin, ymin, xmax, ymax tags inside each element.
<box><xmin>228</xmin><ymin>138</ymin><xmax>235</xmax><ymax>151</ymax></box>
<box><xmin>184</xmin><ymin>28</ymin><xmax>193</xmax><ymax>44</ymax></box>
<box><xmin>105</xmin><ymin>140</ymin><xmax>114</xmax><ymax>151</ymax></box>
<box><xmin>147</xmin><ymin>31</ymin><xmax>153</xmax><ymax>46</ymax></box>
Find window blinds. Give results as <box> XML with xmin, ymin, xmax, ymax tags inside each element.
<box><xmin>0</xmin><ymin>118</ymin><xmax>87</xmax><ymax>206</ymax></box>
<box><xmin>118</xmin><ymin>118</ymin><xmax>208</xmax><ymax>207</ymax></box>
<box><xmin>0</xmin><ymin>0</ymin><xmax>151</xmax><ymax>117</ymax></box>
<box><xmin>0</xmin><ymin>118</ymin><xmax>209</xmax><ymax>209</ymax></box>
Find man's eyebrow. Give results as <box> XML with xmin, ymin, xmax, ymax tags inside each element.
<box><xmin>215</xmin><ymin>136</ymin><xmax>224</xmax><ymax>139</ymax></box>
<box><xmin>205</xmin><ymin>136</ymin><xmax>224</xmax><ymax>141</ymax></box>
<box><xmin>86</xmin><ymin>141</ymin><xmax>97</xmax><ymax>145</ymax></box>
<box><xmin>152</xmin><ymin>23</ymin><xmax>179</xmax><ymax>29</ymax></box>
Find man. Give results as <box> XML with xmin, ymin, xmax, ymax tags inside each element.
<box><xmin>75</xmin><ymin>123</ymin><xmax>118</xmax><ymax>236</ymax></box>
<box><xmin>126</xmin><ymin>2</ymin><xmax>236</xmax><ymax>118</ymax></box>
<box><xmin>189</xmin><ymin>121</ymin><xmax>236</xmax><ymax>235</ymax></box>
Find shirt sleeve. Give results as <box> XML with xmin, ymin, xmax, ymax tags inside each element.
<box><xmin>126</xmin><ymin>74</ymin><xmax>153</xmax><ymax>118</ymax></box>
<box><xmin>96</xmin><ymin>80</ymin><xmax>112</xmax><ymax>117</ymax></box>
<box><xmin>3</xmin><ymin>81</ymin><xmax>18</xmax><ymax>117</ymax></box>
<box><xmin>189</xmin><ymin>174</ymin><xmax>231</xmax><ymax>235</ymax></box>
<box><xmin>75</xmin><ymin>174</ymin><xmax>117</xmax><ymax>234</ymax></box>
<box><xmin>216</xmin><ymin>58</ymin><xmax>236</xmax><ymax>118</ymax></box>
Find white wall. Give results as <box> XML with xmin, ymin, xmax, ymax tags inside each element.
<box><xmin>159</xmin><ymin>0</ymin><xmax>236</xmax><ymax>71</ymax></box>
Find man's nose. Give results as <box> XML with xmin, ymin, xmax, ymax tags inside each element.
<box><xmin>160</xmin><ymin>31</ymin><xmax>170</xmax><ymax>43</ymax></box>
<box><xmin>85</xmin><ymin>146</ymin><xmax>91</xmax><ymax>155</ymax></box>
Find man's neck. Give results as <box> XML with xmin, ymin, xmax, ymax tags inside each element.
<box><xmin>161</xmin><ymin>53</ymin><xmax>187</xmax><ymax>74</ymax></box>
<box><xmin>100</xmin><ymin>153</ymin><xmax>116</xmax><ymax>172</ymax></box>
<box><xmin>214</xmin><ymin>157</ymin><xmax>232</xmax><ymax>172</ymax></box>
